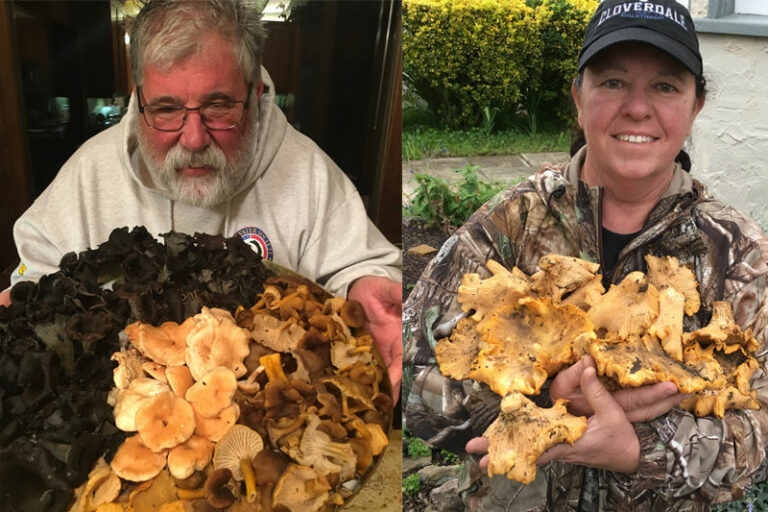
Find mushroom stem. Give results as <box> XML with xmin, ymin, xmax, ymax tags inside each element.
<box><xmin>241</xmin><ymin>457</ymin><xmax>258</xmax><ymax>503</ymax></box>
<box><xmin>178</xmin><ymin>488</ymin><xmax>206</xmax><ymax>500</ymax></box>
<box><xmin>260</xmin><ymin>353</ymin><xmax>287</xmax><ymax>382</ymax></box>
<box><xmin>348</xmin><ymin>346</ymin><xmax>372</xmax><ymax>355</ymax></box>
<box><xmin>341</xmin><ymin>394</ymin><xmax>349</xmax><ymax>419</ymax></box>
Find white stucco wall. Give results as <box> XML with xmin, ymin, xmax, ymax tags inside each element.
<box><xmin>687</xmin><ymin>32</ymin><xmax>768</xmax><ymax>232</ymax></box>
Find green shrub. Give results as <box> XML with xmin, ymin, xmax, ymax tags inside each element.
<box><xmin>404</xmin><ymin>165</ymin><xmax>509</xmax><ymax>230</ymax></box>
<box><xmin>713</xmin><ymin>480</ymin><xmax>768</xmax><ymax>511</ymax></box>
<box><xmin>403</xmin><ymin>473</ymin><xmax>421</xmax><ymax>496</ymax></box>
<box><xmin>403</xmin><ymin>0</ymin><xmax>542</xmax><ymax>129</ymax></box>
<box><xmin>403</xmin><ymin>0</ymin><xmax>598</xmax><ymax>131</ymax></box>
<box><xmin>407</xmin><ymin>436</ymin><xmax>434</xmax><ymax>458</ymax></box>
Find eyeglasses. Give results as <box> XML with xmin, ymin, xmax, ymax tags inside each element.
<box><xmin>137</xmin><ymin>82</ymin><xmax>254</xmax><ymax>131</ymax></box>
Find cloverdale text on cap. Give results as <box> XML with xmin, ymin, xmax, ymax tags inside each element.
<box><xmin>598</xmin><ymin>1</ymin><xmax>688</xmax><ymax>30</ymax></box>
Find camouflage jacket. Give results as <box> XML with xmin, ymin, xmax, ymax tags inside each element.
<box><xmin>403</xmin><ymin>148</ymin><xmax>768</xmax><ymax>511</ymax></box>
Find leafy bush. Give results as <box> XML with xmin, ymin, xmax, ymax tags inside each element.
<box><xmin>403</xmin><ymin>0</ymin><xmax>598</xmax><ymax>131</ymax></box>
<box><xmin>403</xmin><ymin>473</ymin><xmax>421</xmax><ymax>496</ymax></box>
<box><xmin>404</xmin><ymin>165</ymin><xmax>509</xmax><ymax>230</ymax></box>
<box><xmin>407</xmin><ymin>436</ymin><xmax>433</xmax><ymax>458</ymax></box>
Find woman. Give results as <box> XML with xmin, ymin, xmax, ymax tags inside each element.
<box><xmin>402</xmin><ymin>0</ymin><xmax>768</xmax><ymax>509</ymax></box>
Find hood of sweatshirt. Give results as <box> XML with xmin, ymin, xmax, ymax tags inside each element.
<box><xmin>118</xmin><ymin>66</ymin><xmax>289</xmax><ymax>208</ymax></box>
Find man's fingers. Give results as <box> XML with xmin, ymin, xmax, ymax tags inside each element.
<box><xmin>478</xmin><ymin>454</ymin><xmax>489</xmax><ymax>469</ymax></box>
<box><xmin>388</xmin><ymin>354</ymin><xmax>402</xmax><ymax>405</ymax></box>
<box><xmin>465</xmin><ymin>437</ymin><xmax>489</xmax><ymax>454</ymax></box>
<box><xmin>0</xmin><ymin>290</ymin><xmax>10</xmax><ymax>308</ymax></box>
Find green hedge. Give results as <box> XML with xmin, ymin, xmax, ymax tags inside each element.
<box><xmin>403</xmin><ymin>0</ymin><xmax>598</xmax><ymax>131</ymax></box>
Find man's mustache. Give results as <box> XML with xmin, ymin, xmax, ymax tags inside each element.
<box><xmin>164</xmin><ymin>143</ymin><xmax>227</xmax><ymax>173</ymax></box>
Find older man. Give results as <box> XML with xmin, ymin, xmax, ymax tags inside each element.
<box><xmin>1</xmin><ymin>0</ymin><xmax>402</xmax><ymax>391</ymax></box>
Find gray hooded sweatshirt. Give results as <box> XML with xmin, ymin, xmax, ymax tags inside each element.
<box><xmin>11</xmin><ymin>68</ymin><xmax>401</xmax><ymax>297</ymax></box>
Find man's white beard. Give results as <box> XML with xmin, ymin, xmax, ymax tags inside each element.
<box><xmin>139</xmin><ymin>126</ymin><xmax>255</xmax><ymax>208</ymax></box>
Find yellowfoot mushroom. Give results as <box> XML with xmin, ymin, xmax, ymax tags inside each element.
<box><xmin>213</xmin><ymin>424</ymin><xmax>264</xmax><ymax>502</ymax></box>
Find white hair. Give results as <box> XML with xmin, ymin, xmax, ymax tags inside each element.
<box><xmin>130</xmin><ymin>0</ymin><xmax>267</xmax><ymax>86</ymax></box>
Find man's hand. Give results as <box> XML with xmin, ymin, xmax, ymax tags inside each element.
<box><xmin>347</xmin><ymin>276</ymin><xmax>402</xmax><ymax>402</ymax></box>
<box><xmin>0</xmin><ymin>290</ymin><xmax>10</xmax><ymax>308</ymax></box>
<box><xmin>550</xmin><ymin>355</ymin><xmax>688</xmax><ymax>422</ymax></box>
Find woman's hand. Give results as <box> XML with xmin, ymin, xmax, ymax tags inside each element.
<box><xmin>466</xmin><ymin>359</ymin><xmax>688</xmax><ymax>474</ymax></box>
<box><xmin>538</xmin><ymin>365</ymin><xmax>640</xmax><ymax>472</ymax></box>
<box><xmin>550</xmin><ymin>355</ymin><xmax>688</xmax><ymax>422</ymax></box>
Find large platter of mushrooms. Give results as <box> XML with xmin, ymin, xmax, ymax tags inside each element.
<box><xmin>0</xmin><ymin>227</ymin><xmax>392</xmax><ymax>511</ymax></box>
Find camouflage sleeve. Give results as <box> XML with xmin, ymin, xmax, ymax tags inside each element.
<box><xmin>622</xmin><ymin>208</ymin><xmax>768</xmax><ymax>503</ymax></box>
<box><xmin>402</xmin><ymin>181</ymin><xmax>539</xmax><ymax>453</ymax></box>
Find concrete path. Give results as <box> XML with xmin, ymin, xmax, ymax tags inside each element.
<box><xmin>402</xmin><ymin>152</ymin><xmax>570</xmax><ymax>205</ymax></box>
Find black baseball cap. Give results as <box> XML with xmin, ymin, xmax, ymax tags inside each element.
<box><xmin>578</xmin><ymin>0</ymin><xmax>702</xmax><ymax>76</ymax></box>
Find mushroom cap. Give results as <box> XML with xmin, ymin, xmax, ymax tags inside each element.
<box><xmin>142</xmin><ymin>361</ymin><xmax>168</xmax><ymax>383</ymax></box>
<box><xmin>435</xmin><ymin>317</ymin><xmax>483</xmax><ymax>380</ymax></box>
<box><xmin>647</xmin><ymin>287</ymin><xmax>686</xmax><ymax>361</ymax></box>
<box><xmin>531</xmin><ymin>254</ymin><xmax>601</xmax><ymax>304</ymax></box>
<box><xmin>135</xmin><ymin>391</ymin><xmax>196</xmax><ymax>452</ymax></box>
<box><xmin>470</xmin><ymin>298</ymin><xmax>593</xmax><ymax>396</ymax></box>
<box><xmin>111</xmin><ymin>348</ymin><xmax>145</xmax><ymax>389</ymax></box>
<box><xmin>679</xmin><ymin>384</ymin><xmax>760</xmax><ymax>418</ymax></box>
<box><xmin>110</xmin><ymin>435</ymin><xmax>167</xmax><ymax>482</ymax></box>
<box><xmin>364</xmin><ymin>423</ymin><xmax>389</xmax><ymax>456</ymax></box>
<box><xmin>194</xmin><ymin>402</ymin><xmax>240</xmax><ymax>443</ymax></box>
<box><xmin>339</xmin><ymin>300</ymin><xmax>367</xmax><ymax>329</ymax></box>
<box><xmin>645</xmin><ymin>254</ymin><xmax>701</xmax><ymax>316</ymax></box>
<box><xmin>167</xmin><ymin>434</ymin><xmax>214</xmax><ymax>480</ymax></box>
<box><xmin>185</xmin><ymin>366</ymin><xmax>238</xmax><ymax>418</ymax></box>
<box><xmin>126</xmin><ymin>317</ymin><xmax>195</xmax><ymax>367</ymax></box>
<box><xmin>457</xmin><ymin>259</ymin><xmax>530</xmax><ymax>322</ymax></box>
<box><xmin>588</xmin><ymin>271</ymin><xmax>660</xmax><ymax>338</ymax></box>
<box><xmin>113</xmin><ymin>389</ymin><xmax>152</xmax><ymax>432</ymax></box>
<box><xmin>684</xmin><ymin>301</ymin><xmax>759</xmax><ymax>352</ymax></box>
<box><xmin>248</xmin><ymin>313</ymin><xmax>307</xmax><ymax>352</ymax></box>
<box><xmin>252</xmin><ymin>448</ymin><xmax>290</xmax><ymax>486</ymax></box>
<box><xmin>186</xmin><ymin>307</ymin><xmax>252</xmax><ymax>380</ymax></box>
<box><xmin>484</xmin><ymin>392</ymin><xmax>587</xmax><ymax>484</ymax></box>
<box><xmin>213</xmin><ymin>424</ymin><xmax>264</xmax><ymax>481</ymax></box>
<box><xmin>272</xmin><ymin>464</ymin><xmax>331</xmax><ymax>512</ymax></box>
<box><xmin>166</xmin><ymin>365</ymin><xmax>195</xmax><ymax>397</ymax></box>
<box><xmin>589</xmin><ymin>335</ymin><xmax>725</xmax><ymax>393</ymax></box>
